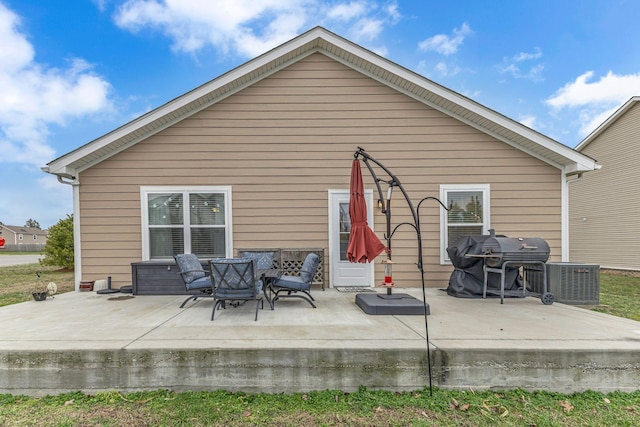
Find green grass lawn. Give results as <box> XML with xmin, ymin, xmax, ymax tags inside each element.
<box><xmin>0</xmin><ymin>263</ymin><xmax>74</xmax><ymax>307</ymax></box>
<box><xmin>1</xmin><ymin>265</ymin><xmax>638</xmax><ymax>426</ymax></box>
<box><xmin>1</xmin><ymin>388</ymin><xmax>639</xmax><ymax>426</ymax></box>
<box><xmin>592</xmin><ymin>273</ymin><xmax>640</xmax><ymax>321</ymax></box>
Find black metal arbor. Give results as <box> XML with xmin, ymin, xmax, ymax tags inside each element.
<box><xmin>353</xmin><ymin>147</ymin><xmax>448</xmax><ymax>395</ymax></box>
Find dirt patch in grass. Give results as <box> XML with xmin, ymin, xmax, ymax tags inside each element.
<box><xmin>601</xmin><ymin>268</ymin><xmax>640</xmax><ymax>278</ymax></box>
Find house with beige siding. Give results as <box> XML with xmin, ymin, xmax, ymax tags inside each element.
<box><xmin>43</xmin><ymin>27</ymin><xmax>598</xmax><ymax>291</ymax></box>
<box><xmin>0</xmin><ymin>225</ymin><xmax>48</xmax><ymax>247</ymax></box>
<box><xmin>569</xmin><ymin>96</ymin><xmax>640</xmax><ymax>271</ymax></box>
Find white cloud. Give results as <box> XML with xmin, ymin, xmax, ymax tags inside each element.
<box><xmin>114</xmin><ymin>0</ymin><xmax>400</xmax><ymax>58</ymax></box>
<box><xmin>91</xmin><ymin>0</ymin><xmax>109</xmax><ymax>12</ymax></box>
<box><xmin>546</xmin><ymin>70</ymin><xmax>640</xmax><ymax>108</ymax></box>
<box><xmin>546</xmin><ymin>70</ymin><xmax>640</xmax><ymax>137</ymax></box>
<box><xmin>579</xmin><ymin>105</ymin><xmax>620</xmax><ymax>137</ymax></box>
<box><xmin>433</xmin><ymin>61</ymin><xmax>461</xmax><ymax>77</ymax></box>
<box><xmin>418</xmin><ymin>22</ymin><xmax>472</xmax><ymax>56</ymax></box>
<box><xmin>513</xmin><ymin>47</ymin><xmax>542</xmax><ymax>62</ymax></box>
<box><xmin>0</xmin><ymin>171</ymin><xmax>72</xmax><ymax>228</ymax></box>
<box><xmin>518</xmin><ymin>114</ymin><xmax>537</xmax><ymax>129</ymax></box>
<box><xmin>0</xmin><ymin>3</ymin><xmax>112</xmax><ymax>167</ymax></box>
<box><xmin>328</xmin><ymin>1</ymin><xmax>367</xmax><ymax>20</ymax></box>
<box><xmin>352</xmin><ymin>17</ymin><xmax>384</xmax><ymax>41</ymax></box>
<box><xmin>499</xmin><ymin>47</ymin><xmax>544</xmax><ymax>81</ymax></box>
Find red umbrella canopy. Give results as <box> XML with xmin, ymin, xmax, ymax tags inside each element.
<box><xmin>346</xmin><ymin>159</ymin><xmax>386</xmax><ymax>263</ymax></box>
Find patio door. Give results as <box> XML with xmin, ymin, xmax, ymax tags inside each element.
<box><xmin>328</xmin><ymin>190</ymin><xmax>375</xmax><ymax>288</ymax></box>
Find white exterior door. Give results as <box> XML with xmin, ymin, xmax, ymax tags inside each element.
<box><xmin>328</xmin><ymin>190</ymin><xmax>375</xmax><ymax>288</ymax></box>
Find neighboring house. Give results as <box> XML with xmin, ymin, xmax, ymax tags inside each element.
<box><xmin>42</xmin><ymin>27</ymin><xmax>598</xmax><ymax>290</ymax></box>
<box><xmin>0</xmin><ymin>225</ymin><xmax>48</xmax><ymax>246</ymax></box>
<box><xmin>569</xmin><ymin>96</ymin><xmax>640</xmax><ymax>271</ymax></box>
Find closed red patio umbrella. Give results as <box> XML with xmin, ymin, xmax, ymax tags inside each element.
<box><xmin>346</xmin><ymin>159</ymin><xmax>386</xmax><ymax>263</ymax></box>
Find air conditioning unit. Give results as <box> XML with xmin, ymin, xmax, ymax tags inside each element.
<box><xmin>523</xmin><ymin>262</ymin><xmax>600</xmax><ymax>305</ymax></box>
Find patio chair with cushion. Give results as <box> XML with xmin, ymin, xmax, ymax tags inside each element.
<box><xmin>271</xmin><ymin>252</ymin><xmax>320</xmax><ymax>308</ymax></box>
<box><xmin>174</xmin><ymin>254</ymin><xmax>213</xmax><ymax>308</ymax></box>
<box><xmin>238</xmin><ymin>249</ymin><xmax>280</xmax><ymax>270</ymax></box>
<box><xmin>209</xmin><ymin>258</ymin><xmax>264</xmax><ymax>321</ymax></box>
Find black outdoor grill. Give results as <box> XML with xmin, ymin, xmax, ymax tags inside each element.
<box><xmin>482</xmin><ymin>237</ymin><xmax>550</xmax><ymax>268</ymax></box>
<box><xmin>479</xmin><ymin>236</ymin><xmax>554</xmax><ymax>305</ymax></box>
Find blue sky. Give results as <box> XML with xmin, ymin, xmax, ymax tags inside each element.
<box><xmin>2</xmin><ymin>0</ymin><xmax>640</xmax><ymax>228</ymax></box>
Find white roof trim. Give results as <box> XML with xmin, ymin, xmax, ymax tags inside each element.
<box><xmin>45</xmin><ymin>26</ymin><xmax>597</xmax><ymax>178</ymax></box>
<box><xmin>576</xmin><ymin>96</ymin><xmax>640</xmax><ymax>151</ymax></box>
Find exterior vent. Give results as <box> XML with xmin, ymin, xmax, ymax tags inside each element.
<box><xmin>524</xmin><ymin>262</ymin><xmax>600</xmax><ymax>305</ymax></box>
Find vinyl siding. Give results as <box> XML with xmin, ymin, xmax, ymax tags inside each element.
<box><xmin>77</xmin><ymin>53</ymin><xmax>562</xmax><ymax>287</ymax></box>
<box><xmin>570</xmin><ymin>102</ymin><xmax>640</xmax><ymax>270</ymax></box>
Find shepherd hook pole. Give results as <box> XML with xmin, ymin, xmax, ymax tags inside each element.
<box><xmin>353</xmin><ymin>146</ymin><xmax>447</xmax><ymax>396</ymax></box>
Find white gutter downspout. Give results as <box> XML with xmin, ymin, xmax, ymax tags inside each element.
<box><xmin>562</xmin><ymin>171</ymin><xmax>584</xmax><ymax>262</ymax></box>
<box><xmin>53</xmin><ymin>174</ymin><xmax>82</xmax><ymax>292</ymax></box>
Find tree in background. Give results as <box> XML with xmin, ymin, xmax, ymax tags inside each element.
<box><xmin>40</xmin><ymin>215</ymin><xmax>74</xmax><ymax>270</ymax></box>
<box><xmin>25</xmin><ymin>219</ymin><xmax>41</xmax><ymax>229</ymax></box>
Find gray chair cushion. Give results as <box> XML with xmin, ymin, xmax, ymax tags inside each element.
<box><xmin>273</xmin><ymin>276</ymin><xmax>308</xmax><ymax>291</ymax></box>
<box><xmin>216</xmin><ymin>279</ymin><xmax>263</xmax><ymax>297</ymax></box>
<box><xmin>241</xmin><ymin>252</ymin><xmax>275</xmax><ymax>270</ymax></box>
<box><xmin>185</xmin><ymin>275</ymin><xmax>212</xmax><ymax>291</ymax></box>
<box><xmin>299</xmin><ymin>253</ymin><xmax>320</xmax><ymax>283</ymax></box>
<box><xmin>175</xmin><ymin>254</ymin><xmax>205</xmax><ymax>284</ymax></box>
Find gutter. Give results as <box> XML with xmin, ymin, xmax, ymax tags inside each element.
<box><xmin>41</xmin><ymin>166</ymin><xmax>82</xmax><ymax>290</ymax></box>
<box><xmin>41</xmin><ymin>166</ymin><xmax>79</xmax><ymax>186</ymax></box>
<box><xmin>563</xmin><ymin>162</ymin><xmax>601</xmax><ymax>261</ymax></box>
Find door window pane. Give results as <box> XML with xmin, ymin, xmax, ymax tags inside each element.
<box><xmin>339</xmin><ymin>202</ymin><xmax>351</xmax><ymax>261</ymax></box>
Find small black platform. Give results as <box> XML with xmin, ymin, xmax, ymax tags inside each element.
<box><xmin>355</xmin><ymin>293</ymin><xmax>430</xmax><ymax>315</ymax></box>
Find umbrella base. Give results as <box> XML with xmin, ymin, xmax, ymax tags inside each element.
<box><xmin>355</xmin><ymin>293</ymin><xmax>429</xmax><ymax>315</ymax></box>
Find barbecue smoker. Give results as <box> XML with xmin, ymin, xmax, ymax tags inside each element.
<box><xmin>482</xmin><ymin>237</ymin><xmax>550</xmax><ymax>268</ymax></box>
<box><xmin>481</xmin><ymin>235</ymin><xmax>554</xmax><ymax>305</ymax></box>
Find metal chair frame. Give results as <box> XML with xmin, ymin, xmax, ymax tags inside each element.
<box><xmin>210</xmin><ymin>258</ymin><xmax>264</xmax><ymax>321</ymax></box>
<box><xmin>174</xmin><ymin>254</ymin><xmax>213</xmax><ymax>308</ymax></box>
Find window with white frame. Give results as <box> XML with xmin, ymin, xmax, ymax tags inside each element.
<box><xmin>141</xmin><ymin>186</ymin><xmax>232</xmax><ymax>260</ymax></box>
<box><xmin>33</xmin><ymin>234</ymin><xmax>37</xmax><ymax>241</ymax></box>
<box><xmin>440</xmin><ymin>184</ymin><xmax>490</xmax><ymax>263</ymax></box>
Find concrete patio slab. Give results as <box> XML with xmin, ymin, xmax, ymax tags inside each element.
<box><xmin>1</xmin><ymin>288</ymin><xmax>639</xmax><ymax>396</ymax></box>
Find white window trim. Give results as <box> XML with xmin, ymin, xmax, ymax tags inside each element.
<box><xmin>440</xmin><ymin>184</ymin><xmax>490</xmax><ymax>264</ymax></box>
<box><xmin>140</xmin><ymin>186</ymin><xmax>233</xmax><ymax>260</ymax></box>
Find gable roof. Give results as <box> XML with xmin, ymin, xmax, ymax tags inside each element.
<box><xmin>43</xmin><ymin>26</ymin><xmax>597</xmax><ymax>180</ymax></box>
<box><xmin>0</xmin><ymin>225</ymin><xmax>48</xmax><ymax>236</ymax></box>
<box><xmin>575</xmin><ymin>96</ymin><xmax>640</xmax><ymax>151</ymax></box>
